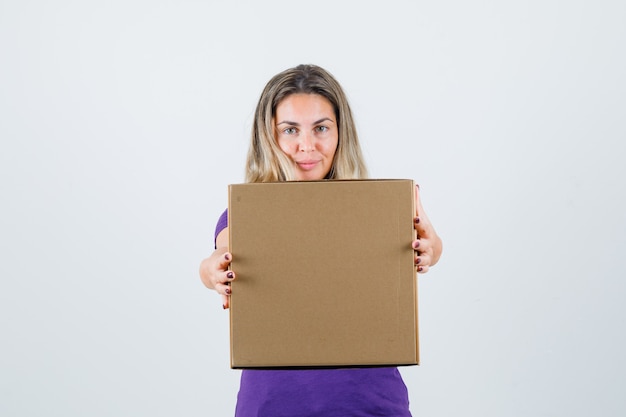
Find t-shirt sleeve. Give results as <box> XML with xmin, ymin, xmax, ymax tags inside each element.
<box><xmin>214</xmin><ymin>209</ymin><xmax>228</xmax><ymax>249</ymax></box>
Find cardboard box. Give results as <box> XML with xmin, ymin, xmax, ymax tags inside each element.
<box><xmin>228</xmin><ymin>179</ymin><xmax>418</xmax><ymax>368</ymax></box>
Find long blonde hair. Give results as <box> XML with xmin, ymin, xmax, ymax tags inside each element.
<box><xmin>245</xmin><ymin>64</ymin><xmax>368</xmax><ymax>182</ymax></box>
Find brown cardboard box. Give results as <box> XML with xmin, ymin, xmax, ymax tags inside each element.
<box><xmin>228</xmin><ymin>179</ymin><xmax>418</xmax><ymax>368</ymax></box>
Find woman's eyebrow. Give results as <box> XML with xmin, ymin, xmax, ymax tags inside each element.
<box><xmin>313</xmin><ymin>117</ymin><xmax>335</xmax><ymax>124</ymax></box>
<box><xmin>276</xmin><ymin>117</ymin><xmax>335</xmax><ymax>126</ymax></box>
<box><xmin>276</xmin><ymin>120</ymin><xmax>299</xmax><ymax>126</ymax></box>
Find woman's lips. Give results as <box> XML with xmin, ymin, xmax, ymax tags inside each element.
<box><xmin>296</xmin><ymin>160</ymin><xmax>320</xmax><ymax>171</ymax></box>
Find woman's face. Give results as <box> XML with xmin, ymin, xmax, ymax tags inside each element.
<box><xmin>275</xmin><ymin>93</ymin><xmax>339</xmax><ymax>181</ymax></box>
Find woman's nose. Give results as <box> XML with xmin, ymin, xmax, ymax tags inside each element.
<box><xmin>298</xmin><ymin>133</ymin><xmax>314</xmax><ymax>152</ymax></box>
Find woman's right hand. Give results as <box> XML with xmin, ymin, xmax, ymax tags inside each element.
<box><xmin>199</xmin><ymin>229</ymin><xmax>235</xmax><ymax>308</ymax></box>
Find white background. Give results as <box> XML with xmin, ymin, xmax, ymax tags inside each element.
<box><xmin>1</xmin><ymin>1</ymin><xmax>625</xmax><ymax>416</ymax></box>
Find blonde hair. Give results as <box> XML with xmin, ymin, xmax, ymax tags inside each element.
<box><xmin>245</xmin><ymin>64</ymin><xmax>369</xmax><ymax>182</ymax></box>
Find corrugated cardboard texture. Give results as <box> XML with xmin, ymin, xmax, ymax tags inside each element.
<box><xmin>228</xmin><ymin>179</ymin><xmax>418</xmax><ymax>368</ymax></box>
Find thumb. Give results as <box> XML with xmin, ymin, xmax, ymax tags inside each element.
<box><xmin>414</xmin><ymin>184</ymin><xmax>433</xmax><ymax>236</ymax></box>
<box><xmin>414</xmin><ymin>183</ymin><xmax>423</xmax><ymax>218</ymax></box>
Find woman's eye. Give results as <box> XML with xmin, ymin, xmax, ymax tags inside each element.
<box><xmin>283</xmin><ymin>127</ymin><xmax>297</xmax><ymax>135</ymax></box>
<box><xmin>316</xmin><ymin>126</ymin><xmax>329</xmax><ymax>133</ymax></box>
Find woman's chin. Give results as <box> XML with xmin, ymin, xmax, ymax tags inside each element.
<box><xmin>294</xmin><ymin>171</ymin><xmax>327</xmax><ymax>181</ymax></box>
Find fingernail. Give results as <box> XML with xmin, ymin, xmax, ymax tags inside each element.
<box><xmin>413</xmin><ymin>240</ymin><xmax>420</xmax><ymax>249</ymax></box>
<box><xmin>227</xmin><ymin>271</ymin><xmax>234</xmax><ymax>279</ymax></box>
<box><xmin>225</xmin><ymin>288</ymin><xmax>231</xmax><ymax>295</ymax></box>
<box><xmin>415</xmin><ymin>217</ymin><xmax>420</xmax><ymax>224</ymax></box>
<box><xmin>418</xmin><ymin>266</ymin><xmax>423</xmax><ymax>272</ymax></box>
<box><xmin>225</xmin><ymin>253</ymin><xmax>230</xmax><ymax>261</ymax></box>
<box><xmin>416</xmin><ymin>257</ymin><xmax>421</xmax><ymax>264</ymax></box>
<box><xmin>222</xmin><ymin>304</ymin><xmax>227</xmax><ymax>310</ymax></box>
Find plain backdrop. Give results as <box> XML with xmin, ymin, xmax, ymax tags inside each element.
<box><xmin>1</xmin><ymin>1</ymin><xmax>625</xmax><ymax>416</ymax></box>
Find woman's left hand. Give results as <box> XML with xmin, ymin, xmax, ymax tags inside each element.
<box><xmin>412</xmin><ymin>185</ymin><xmax>442</xmax><ymax>273</ymax></box>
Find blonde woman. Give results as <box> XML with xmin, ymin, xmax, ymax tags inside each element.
<box><xmin>200</xmin><ymin>64</ymin><xmax>442</xmax><ymax>417</ymax></box>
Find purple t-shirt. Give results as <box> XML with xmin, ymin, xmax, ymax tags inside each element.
<box><xmin>215</xmin><ymin>209</ymin><xmax>412</xmax><ymax>417</ymax></box>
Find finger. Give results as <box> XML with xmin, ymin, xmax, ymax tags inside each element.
<box><xmin>415</xmin><ymin>237</ymin><xmax>435</xmax><ymax>250</ymax></box>
<box><xmin>416</xmin><ymin>264</ymin><xmax>430</xmax><ymax>274</ymax></box>
<box><xmin>414</xmin><ymin>184</ymin><xmax>430</xmax><ymax>223</ymax></box>
<box><xmin>415</xmin><ymin>253</ymin><xmax>432</xmax><ymax>268</ymax></box>
<box><xmin>414</xmin><ymin>184</ymin><xmax>422</xmax><ymax>217</ymax></box>
<box><xmin>413</xmin><ymin>239</ymin><xmax>434</xmax><ymax>257</ymax></box>
<box><xmin>414</xmin><ymin>186</ymin><xmax>434</xmax><ymax>236</ymax></box>
<box><xmin>214</xmin><ymin>282</ymin><xmax>231</xmax><ymax>296</ymax></box>
<box><xmin>219</xmin><ymin>251</ymin><xmax>233</xmax><ymax>270</ymax></box>
<box><xmin>414</xmin><ymin>213</ymin><xmax>433</xmax><ymax>234</ymax></box>
<box><xmin>224</xmin><ymin>270</ymin><xmax>235</xmax><ymax>283</ymax></box>
<box><xmin>222</xmin><ymin>294</ymin><xmax>230</xmax><ymax>309</ymax></box>
<box><xmin>414</xmin><ymin>184</ymin><xmax>422</xmax><ymax>238</ymax></box>
<box><xmin>216</xmin><ymin>271</ymin><xmax>234</xmax><ymax>290</ymax></box>
<box><xmin>212</xmin><ymin>268</ymin><xmax>235</xmax><ymax>288</ymax></box>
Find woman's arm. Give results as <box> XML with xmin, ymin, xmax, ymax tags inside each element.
<box><xmin>199</xmin><ymin>228</ymin><xmax>235</xmax><ymax>308</ymax></box>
